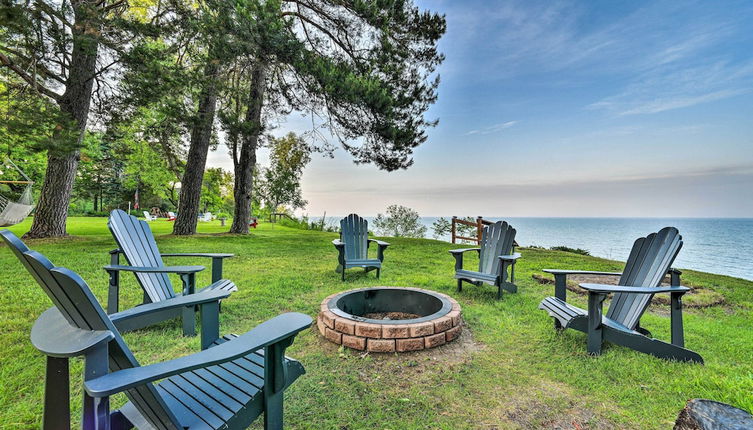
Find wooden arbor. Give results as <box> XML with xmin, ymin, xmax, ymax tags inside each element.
<box><xmin>106</xmin><ymin>209</ymin><xmax>238</xmax><ymax>334</ymax></box>
<box><xmin>538</xmin><ymin>227</ymin><xmax>703</xmax><ymax>363</ymax></box>
<box><xmin>332</xmin><ymin>214</ymin><xmax>390</xmax><ymax>281</ymax></box>
<box><xmin>450</xmin><ymin>221</ymin><xmax>520</xmax><ymax>300</ymax></box>
<box><xmin>1</xmin><ymin>229</ymin><xmax>311</xmax><ymax>430</ymax></box>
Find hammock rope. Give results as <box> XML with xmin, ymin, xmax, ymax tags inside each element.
<box><xmin>0</xmin><ymin>159</ymin><xmax>35</xmax><ymax>227</ymax></box>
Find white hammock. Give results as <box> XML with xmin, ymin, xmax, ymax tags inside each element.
<box><xmin>0</xmin><ymin>159</ymin><xmax>35</xmax><ymax>227</ymax></box>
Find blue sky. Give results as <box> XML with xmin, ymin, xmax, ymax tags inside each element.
<box><xmin>209</xmin><ymin>0</ymin><xmax>753</xmax><ymax>217</ymax></box>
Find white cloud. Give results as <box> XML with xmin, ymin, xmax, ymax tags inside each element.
<box><xmin>465</xmin><ymin>120</ymin><xmax>518</xmax><ymax>135</ymax></box>
<box><xmin>588</xmin><ymin>60</ymin><xmax>753</xmax><ymax>116</ymax></box>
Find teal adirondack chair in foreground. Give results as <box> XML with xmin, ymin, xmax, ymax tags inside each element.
<box><xmin>450</xmin><ymin>221</ymin><xmax>520</xmax><ymax>300</ymax></box>
<box><xmin>333</xmin><ymin>214</ymin><xmax>390</xmax><ymax>281</ymax></box>
<box><xmin>539</xmin><ymin>227</ymin><xmax>703</xmax><ymax>363</ymax></box>
<box><xmin>107</xmin><ymin>209</ymin><xmax>238</xmax><ymax>334</ymax></box>
<box><xmin>0</xmin><ymin>229</ymin><xmax>311</xmax><ymax>430</ymax></box>
<box><xmin>2</xmin><ymin>230</ymin><xmax>230</xmax><ymax>346</ymax></box>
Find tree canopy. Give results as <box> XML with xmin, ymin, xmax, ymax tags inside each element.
<box><xmin>0</xmin><ymin>0</ymin><xmax>446</xmax><ymax>235</ymax></box>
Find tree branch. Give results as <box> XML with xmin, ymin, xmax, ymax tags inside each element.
<box><xmin>0</xmin><ymin>53</ymin><xmax>62</xmax><ymax>101</ymax></box>
<box><xmin>33</xmin><ymin>0</ymin><xmax>74</xmax><ymax>28</ymax></box>
<box><xmin>0</xmin><ymin>45</ymin><xmax>67</xmax><ymax>84</ymax></box>
<box><xmin>281</xmin><ymin>10</ymin><xmax>360</xmax><ymax>63</ymax></box>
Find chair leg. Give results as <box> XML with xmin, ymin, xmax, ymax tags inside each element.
<box><xmin>376</xmin><ymin>268</ymin><xmax>381</xmax><ymax>279</ymax></box>
<box><xmin>587</xmin><ymin>292</ymin><xmax>606</xmax><ymax>355</ymax></box>
<box><xmin>670</xmin><ymin>292</ymin><xmax>686</xmax><ymax>347</ymax></box>
<box><xmin>341</xmin><ymin>268</ymin><xmax>345</xmax><ymax>281</ymax></box>
<box><xmin>587</xmin><ymin>327</ymin><xmax>602</xmax><ymax>355</ymax></box>
<box><xmin>457</xmin><ymin>279</ymin><xmax>462</xmax><ymax>292</ymax></box>
<box><xmin>43</xmin><ymin>357</ymin><xmax>70</xmax><ymax>430</ymax></box>
<box><xmin>496</xmin><ymin>284</ymin><xmax>503</xmax><ymax>300</ymax></box>
<box><xmin>83</xmin><ymin>345</ymin><xmax>110</xmax><ymax>430</ymax></box>
<box><xmin>200</xmin><ymin>301</ymin><xmax>220</xmax><ymax>350</ymax></box>
<box><xmin>264</xmin><ymin>394</ymin><xmax>283</xmax><ymax>430</ymax></box>
<box><xmin>182</xmin><ymin>306</ymin><xmax>196</xmax><ymax>337</ymax></box>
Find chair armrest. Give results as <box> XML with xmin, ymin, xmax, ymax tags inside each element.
<box><xmin>369</xmin><ymin>239</ymin><xmax>389</xmax><ymax>262</ymax></box>
<box><xmin>162</xmin><ymin>253</ymin><xmax>233</xmax><ymax>283</ymax></box>
<box><xmin>110</xmin><ymin>290</ymin><xmax>230</xmax><ymax>322</ymax></box>
<box><xmin>332</xmin><ymin>239</ymin><xmax>345</xmax><ymax>248</ymax></box>
<box><xmin>543</xmin><ymin>269</ymin><xmax>622</xmax><ymax>276</ymax></box>
<box><xmin>449</xmin><ymin>248</ymin><xmax>480</xmax><ymax>254</ymax></box>
<box><xmin>498</xmin><ymin>253</ymin><xmax>522</xmax><ymax>261</ymax></box>
<box><xmin>31</xmin><ymin>308</ymin><xmax>114</xmax><ymax>358</ymax></box>
<box><xmin>103</xmin><ymin>264</ymin><xmax>204</xmax><ymax>275</ymax></box>
<box><xmin>579</xmin><ymin>283</ymin><xmax>691</xmax><ymax>294</ymax></box>
<box><xmin>161</xmin><ymin>253</ymin><xmax>234</xmax><ymax>259</ymax></box>
<box><xmin>84</xmin><ymin>312</ymin><xmax>313</xmax><ymax>398</ymax></box>
<box><xmin>543</xmin><ymin>269</ymin><xmax>621</xmax><ymax>302</ymax></box>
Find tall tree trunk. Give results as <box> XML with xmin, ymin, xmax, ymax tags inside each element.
<box><xmin>173</xmin><ymin>62</ymin><xmax>220</xmax><ymax>235</ymax></box>
<box><xmin>230</xmin><ymin>63</ymin><xmax>266</xmax><ymax>234</ymax></box>
<box><xmin>25</xmin><ymin>0</ymin><xmax>100</xmax><ymax>238</ymax></box>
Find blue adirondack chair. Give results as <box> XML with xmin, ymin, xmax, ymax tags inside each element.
<box><xmin>450</xmin><ymin>221</ymin><xmax>520</xmax><ymax>300</ymax></box>
<box><xmin>332</xmin><ymin>214</ymin><xmax>390</xmax><ymax>281</ymax></box>
<box><xmin>0</xmin><ymin>230</ymin><xmax>311</xmax><ymax>430</ymax></box>
<box><xmin>107</xmin><ymin>209</ymin><xmax>238</xmax><ymax>334</ymax></box>
<box><xmin>538</xmin><ymin>227</ymin><xmax>703</xmax><ymax>363</ymax></box>
<box><xmin>1</xmin><ymin>230</ymin><xmax>230</xmax><ymax>344</ymax></box>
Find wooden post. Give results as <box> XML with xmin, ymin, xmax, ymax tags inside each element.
<box><xmin>451</xmin><ymin>216</ymin><xmax>457</xmax><ymax>244</ymax></box>
<box><xmin>476</xmin><ymin>216</ymin><xmax>483</xmax><ymax>244</ymax></box>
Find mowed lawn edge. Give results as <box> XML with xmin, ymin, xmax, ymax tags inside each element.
<box><xmin>0</xmin><ymin>217</ymin><xmax>751</xmax><ymax>429</ymax></box>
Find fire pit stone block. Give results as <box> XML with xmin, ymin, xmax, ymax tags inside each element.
<box><xmin>367</xmin><ymin>339</ymin><xmax>396</xmax><ymax>353</ymax></box>
<box><xmin>397</xmin><ymin>338</ymin><xmax>425</xmax><ymax>352</ymax></box>
<box><xmin>343</xmin><ymin>335</ymin><xmax>366</xmax><ymax>350</ymax></box>
<box><xmin>383</xmin><ymin>324</ymin><xmax>411</xmax><ymax>339</ymax></box>
<box><xmin>355</xmin><ymin>322</ymin><xmax>383</xmax><ymax>338</ymax></box>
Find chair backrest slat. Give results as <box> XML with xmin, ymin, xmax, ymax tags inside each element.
<box><xmin>606</xmin><ymin>227</ymin><xmax>682</xmax><ymax>329</ymax></box>
<box><xmin>0</xmin><ymin>231</ymin><xmax>181</xmax><ymax>429</ymax></box>
<box><xmin>108</xmin><ymin>210</ymin><xmax>175</xmax><ymax>302</ymax></box>
<box><xmin>341</xmin><ymin>214</ymin><xmax>369</xmax><ymax>260</ymax></box>
<box><xmin>478</xmin><ymin>221</ymin><xmax>516</xmax><ymax>275</ymax></box>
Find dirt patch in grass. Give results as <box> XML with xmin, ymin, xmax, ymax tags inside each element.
<box><xmin>479</xmin><ymin>380</ymin><xmax>616</xmax><ymax>430</ymax></box>
<box><xmin>532</xmin><ymin>274</ymin><xmax>726</xmax><ymax>309</ymax></box>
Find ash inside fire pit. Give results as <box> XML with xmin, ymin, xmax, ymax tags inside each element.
<box><xmin>363</xmin><ymin>312</ymin><xmax>421</xmax><ymax>320</ymax></box>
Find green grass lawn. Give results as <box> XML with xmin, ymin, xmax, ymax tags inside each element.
<box><xmin>1</xmin><ymin>217</ymin><xmax>752</xmax><ymax>429</ymax></box>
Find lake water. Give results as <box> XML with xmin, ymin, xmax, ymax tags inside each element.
<box><xmin>324</xmin><ymin>217</ymin><xmax>753</xmax><ymax>281</ymax></box>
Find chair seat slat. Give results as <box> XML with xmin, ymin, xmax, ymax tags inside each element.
<box><xmin>164</xmin><ymin>377</ymin><xmax>235</xmax><ymax>422</ymax></box>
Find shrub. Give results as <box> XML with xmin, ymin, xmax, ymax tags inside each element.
<box><xmin>550</xmin><ymin>246</ymin><xmax>590</xmax><ymax>256</ymax></box>
<box><xmin>431</xmin><ymin>217</ymin><xmax>451</xmax><ymax>239</ymax></box>
<box><xmin>373</xmin><ymin>205</ymin><xmax>427</xmax><ymax>238</ymax></box>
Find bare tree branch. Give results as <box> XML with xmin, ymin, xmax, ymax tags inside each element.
<box><xmin>0</xmin><ymin>53</ymin><xmax>62</xmax><ymax>101</ymax></box>
<box><xmin>0</xmin><ymin>45</ymin><xmax>67</xmax><ymax>84</ymax></box>
<box><xmin>282</xmin><ymin>11</ymin><xmax>360</xmax><ymax>63</ymax></box>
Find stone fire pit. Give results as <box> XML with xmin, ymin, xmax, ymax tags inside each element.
<box><xmin>317</xmin><ymin>287</ymin><xmax>462</xmax><ymax>353</ymax></box>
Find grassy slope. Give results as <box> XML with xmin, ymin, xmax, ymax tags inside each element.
<box><xmin>0</xmin><ymin>217</ymin><xmax>751</xmax><ymax>429</ymax></box>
